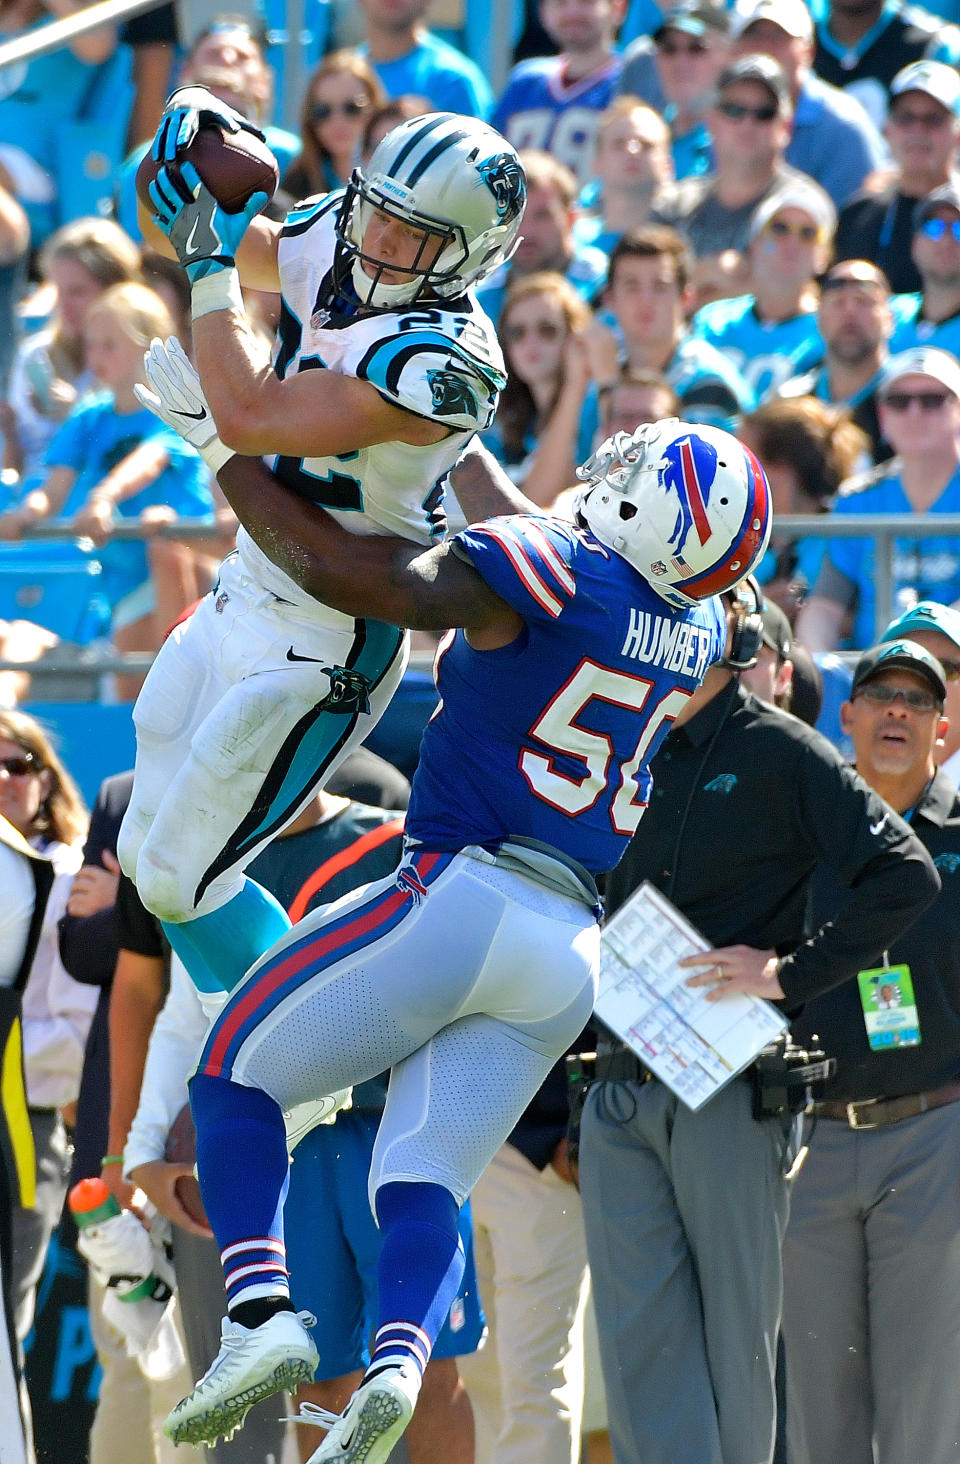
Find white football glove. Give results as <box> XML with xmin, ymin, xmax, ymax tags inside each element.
<box><xmin>134</xmin><ymin>336</ymin><xmax>234</xmax><ymax>474</ymax></box>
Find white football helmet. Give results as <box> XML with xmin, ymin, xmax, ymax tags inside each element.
<box><xmin>332</xmin><ymin>112</ymin><xmax>526</xmax><ymax>310</ymax></box>
<box><xmin>575</xmin><ymin>420</ymin><xmax>772</xmax><ymax>609</ymax></box>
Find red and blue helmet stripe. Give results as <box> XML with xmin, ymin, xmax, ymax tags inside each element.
<box><xmin>669</xmin><ymin>442</ymin><xmax>771</xmax><ymax>600</ymax></box>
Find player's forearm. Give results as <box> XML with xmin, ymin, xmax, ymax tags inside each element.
<box><xmin>449</xmin><ymin>441</ymin><xmax>538</xmax><ymax>521</ymax></box>
<box><xmin>217</xmin><ymin>454</ymin><xmax>506</xmax><ymax>631</ymax></box>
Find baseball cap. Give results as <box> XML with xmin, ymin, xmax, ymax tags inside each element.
<box><xmin>914</xmin><ymin>182</ymin><xmax>960</xmax><ymax>230</ymax></box>
<box><xmin>715</xmin><ymin>54</ymin><xmax>791</xmax><ymax>111</ymax></box>
<box><xmin>877</xmin><ymin>346</ymin><xmax>960</xmax><ymax>400</ymax></box>
<box><xmin>760</xmin><ymin>599</ymin><xmax>792</xmax><ymax>659</ymax></box>
<box><xmin>881</xmin><ymin>599</ymin><xmax>960</xmax><ymax>653</ymax></box>
<box><xmin>851</xmin><ymin>640</ymin><xmax>947</xmax><ymax>704</ymax></box>
<box><xmin>731</xmin><ymin>0</ymin><xmax>813</xmax><ymax>43</ymax></box>
<box><xmin>748</xmin><ymin>182</ymin><xmax>837</xmax><ymax>242</ymax></box>
<box><xmin>890</xmin><ymin>60</ymin><xmax>960</xmax><ymax>116</ymax></box>
<box><xmin>655</xmin><ymin>0</ymin><xmax>731</xmax><ymax>39</ymax></box>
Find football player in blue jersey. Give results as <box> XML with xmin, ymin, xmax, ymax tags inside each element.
<box><xmin>117</xmin><ymin>106</ymin><xmax>525</xmax><ymax>1023</ymax></box>
<box><xmin>136</xmin><ymin>336</ymin><xmax>773</xmax><ymax>1464</ymax></box>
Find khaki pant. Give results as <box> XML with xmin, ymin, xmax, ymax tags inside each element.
<box><xmin>459</xmin><ymin>1142</ymin><xmax>590</xmax><ymax>1464</ymax></box>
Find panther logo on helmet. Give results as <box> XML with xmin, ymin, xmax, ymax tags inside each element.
<box><xmin>478</xmin><ymin>153</ymin><xmax>527</xmax><ymax>222</ymax></box>
<box><xmin>427</xmin><ymin>368</ymin><xmax>478</xmax><ymax>418</ymax></box>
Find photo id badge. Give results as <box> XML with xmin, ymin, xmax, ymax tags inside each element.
<box><xmin>856</xmin><ymin>964</ymin><xmax>921</xmax><ymax>1050</ymax></box>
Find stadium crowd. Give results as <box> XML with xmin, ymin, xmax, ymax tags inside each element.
<box><xmin>3</xmin><ymin>0</ymin><xmax>960</xmax><ymax>1461</ymax></box>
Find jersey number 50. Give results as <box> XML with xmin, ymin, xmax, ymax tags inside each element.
<box><xmin>520</xmin><ymin>661</ymin><xmax>691</xmax><ymax>835</ymax></box>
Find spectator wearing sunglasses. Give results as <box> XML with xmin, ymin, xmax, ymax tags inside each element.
<box><xmin>617</xmin><ymin>1</ymin><xmax>732</xmax><ymax>182</ymax></box>
<box><xmin>779</xmin><ymin>258</ymin><xmax>893</xmax><ymax>464</ymax></box>
<box><xmin>833</xmin><ymin>61</ymin><xmax>960</xmax><ymax>295</ymax></box>
<box><xmin>691</xmin><ymin>183</ymin><xmax>834</xmax><ymax>402</ymax></box>
<box><xmin>483</xmin><ymin>271</ymin><xmax>595</xmax><ymax>505</ymax></box>
<box><xmin>881</xmin><ymin>600</ymin><xmax>960</xmax><ymax>785</ymax></box>
<box><xmin>281</xmin><ymin>51</ymin><xmax>386</xmax><ymax>202</ymax></box>
<box><xmin>888</xmin><ymin>184</ymin><xmax>960</xmax><ymax>360</ymax></box>
<box><xmin>652</xmin><ymin>55</ymin><xmax>831</xmax><ymax>262</ymax></box>
<box><xmin>797</xmin><ymin>348</ymin><xmax>960</xmax><ymax>651</ymax></box>
<box><xmin>731</xmin><ymin>0</ymin><xmax>887</xmax><ymax>209</ymax></box>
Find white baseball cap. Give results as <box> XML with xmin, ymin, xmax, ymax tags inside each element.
<box><xmin>731</xmin><ymin>0</ymin><xmax>814</xmax><ymax>43</ymax></box>
<box><xmin>890</xmin><ymin>60</ymin><xmax>960</xmax><ymax>116</ymax></box>
<box><xmin>878</xmin><ymin>347</ymin><xmax>960</xmax><ymax>400</ymax></box>
<box><xmin>748</xmin><ymin>182</ymin><xmax>837</xmax><ymax>242</ymax></box>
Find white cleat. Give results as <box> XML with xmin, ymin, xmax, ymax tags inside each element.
<box><xmin>283</xmin><ymin>1091</ymin><xmax>353</xmax><ymax>1152</ymax></box>
<box><xmin>163</xmin><ymin>1309</ymin><xmax>319</xmax><ymax>1446</ymax></box>
<box><xmin>300</xmin><ymin>1364</ymin><xmax>420</xmax><ymax>1463</ymax></box>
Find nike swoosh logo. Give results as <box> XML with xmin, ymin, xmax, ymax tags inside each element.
<box><xmin>175</xmin><ymin>406</ymin><xmax>207</xmax><ymax>421</ymax></box>
<box><xmin>286</xmin><ymin>647</ymin><xmax>324</xmax><ymax>663</ymax></box>
<box><xmin>870</xmin><ymin>814</ymin><xmax>888</xmax><ymax>836</ymax></box>
<box><xmin>184</xmin><ymin>216</ymin><xmax>201</xmax><ymax>256</ymax></box>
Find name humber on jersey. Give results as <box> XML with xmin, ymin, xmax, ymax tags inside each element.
<box><xmin>621</xmin><ymin>607</ymin><xmax>714</xmax><ymax>679</ymax></box>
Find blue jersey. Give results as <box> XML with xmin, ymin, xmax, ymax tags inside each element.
<box><xmin>405</xmin><ymin>515</ymin><xmax>725</xmax><ymax>874</ymax></box>
<box><xmin>362</xmin><ymin>34</ymin><xmax>494</xmax><ymax>120</ymax></box>
<box><xmin>492</xmin><ymin>56</ymin><xmax>623</xmax><ymax>184</ymax></box>
<box><xmin>691</xmin><ymin>296</ymin><xmax>824</xmax><ymax>402</ymax></box>
<box><xmin>889</xmin><ymin>293</ymin><xmax>960</xmax><ymax>357</ymax></box>
<box><xmin>819</xmin><ymin>461</ymin><xmax>960</xmax><ymax>647</ymax></box>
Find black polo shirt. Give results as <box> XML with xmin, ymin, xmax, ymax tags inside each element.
<box><xmin>604</xmin><ymin>682</ymin><xmax>938</xmax><ymax>1010</ymax></box>
<box><xmin>794</xmin><ymin>768</ymin><xmax>960</xmax><ymax>1099</ymax></box>
<box><xmin>833</xmin><ymin>181</ymin><xmax>922</xmax><ymax>295</ymax></box>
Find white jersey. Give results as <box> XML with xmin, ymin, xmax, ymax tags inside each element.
<box><xmin>236</xmin><ymin>191</ymin><xmax>507</xmax><ymax>610</ymax></box>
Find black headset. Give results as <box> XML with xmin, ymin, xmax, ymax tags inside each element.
<box><xmin>721</xmin><ymin>575</ymin><xmax>765</xmax><ymax>672</ymax></box>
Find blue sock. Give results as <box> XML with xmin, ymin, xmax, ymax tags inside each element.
<box><xmin>190</xmin><ymin>1072</ymin><xmax>291</xmax><ymax>1312</ymax></box>
<box><xmin>368</xmin><ymin>1182</ymin><xmax>465</xmax><ymax>1383</ymax></box>
<box><xmin>166</xmin><ymin>878</ymin><xmax>291</xmax><ymax>992</ymax></box>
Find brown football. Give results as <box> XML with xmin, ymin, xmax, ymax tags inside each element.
<box><xmin>164</xmin><ymin>1101</ymin><xmax>209</xmax><ymax>1230</ymax></box>
<box><xmin>136</xmin><ymin>123</ymin><xmax>279</xmax><ymax>217</ymax></box>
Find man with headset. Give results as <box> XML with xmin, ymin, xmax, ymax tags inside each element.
<box><xmin>577</xmin><ymin>578</ymin><xmax>939</xmax><ymax>1464</ymax></box>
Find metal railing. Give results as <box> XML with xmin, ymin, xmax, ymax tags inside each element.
<box><xmin>2</xmin><ymin>512</ymin><xmax>959</xmax><ymax>688</ymax></box>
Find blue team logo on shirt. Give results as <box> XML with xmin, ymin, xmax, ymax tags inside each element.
<box><xmin>427</xmin><ymin>367</ymin><xmax>478</xmax><ymax>418</ymax></box>
<box><xmin>662</xmin><ymin>434</ymin><xmax>718</xmax><ymax>572</ymax></box>
<box><xmin>477</xmin><ymin>153</ymin><xmax>527</xmax><ymax>222</ymax></box>
<box><xmin>935</xmin><ymin>852</ymin><xmax>960</xmax><ymax>873</ymax></box>
<box><xmin>704</xmin><ymin>774</ymin><xmax>737</xmax><ymax>794</ymax></box>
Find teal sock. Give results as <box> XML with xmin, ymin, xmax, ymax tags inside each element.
<box><xmin>163</xmin><ymin>879</ymin><xmax>292</xmax><ymax>992</ymax></box>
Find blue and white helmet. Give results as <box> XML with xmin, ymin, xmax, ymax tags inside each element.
<box><xmin>575</xmin><ymin>420</ymin><xmax>772</xmax><ymax>609</ymax></box>
<box><xmin>333</xmin><ymin>112</ymin><xmax>527</xmax><ymax>310</ymax></box>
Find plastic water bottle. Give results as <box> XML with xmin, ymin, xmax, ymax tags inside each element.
<box><xmin>68</xmin><ymin>1178</ymin><xmax>184</xmax><ymax>1378</ymax></box>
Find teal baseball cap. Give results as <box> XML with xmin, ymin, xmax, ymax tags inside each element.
<box><xmin>881</xmin><ymin>600</ymin><xmax>960</xmax><ymax>655</ymax></box>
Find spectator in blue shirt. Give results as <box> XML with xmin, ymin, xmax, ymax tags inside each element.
<box><xmin>357</xmin><ymin>0</ymin><xmax>493</xmax><ymax>119</ymax></box>
<box><xmin>731</xmin><ymin>0</ymin><xmax>888</xmax><ymax>208</ymax></box>
<box><xmin>814</xmin><ymin>0</ymin><xmax>960</xmax><ymax>130</ymax></box>
<box><xmin>477</xmin><ymin>150</ymin><xmax>608</xmax><ymax>324</ymax></box>
<box><xmin>618</xmin><ymin>1</ymin><xmax>731</xmax><ymax>180</ymax></box>
<box><xmin>583</xmin><ymin>224</ymin><xmax>755</xmax><ymax>432</ymax></box>
<box><xmin>797</xmin><ymin>347</ymin><xmax>960</xmax><ymax>650</ymax></box>
<box><xmin>693</xmin><ymin>181</ymin><xmax>833</xmax><ymax>400</ymax></box>
<box><xmin>890</xmin><ymin>183</ymin><xmax>960</xmax><ymax>357</ymax></box>
<box><xmin>574</xmin><ymin>98</ymin><xmax>675</xmax><ymax>256</ymax></box>
<box><xmin>493</xmin><ymin>0</ymin><xmax>626</xmax><ymax>184</ymax></box>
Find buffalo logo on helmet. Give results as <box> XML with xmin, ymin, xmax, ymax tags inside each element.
<box><xmin>477</xmin><ymin>152</ymin><xmax>527</xmax><ymax>222</ymax></box>
<box><xmin>427</xmin><ymin>367</ymin><xmax>478</xmax><ymax>418</ymax></box>
<box><xmin>662</xmin><ymin>434</ymin><xmax>719</xmax><ymax>560</ymax></box>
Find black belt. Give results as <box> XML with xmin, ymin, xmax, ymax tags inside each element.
<box><xmin>814</xmin><ymin>1078</ymin><xmax>960</xmax><ymax>1129</ymax></box>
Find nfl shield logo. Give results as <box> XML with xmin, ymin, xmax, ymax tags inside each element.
<box><xmin>650</xmin><ymin>560</ymin><xmax>668</xmax><ymax>576</ymax></box>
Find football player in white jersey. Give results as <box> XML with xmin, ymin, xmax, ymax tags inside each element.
<box><xmin>117</xmin><ymin>102</ymin><xmax>526</xmax><ymax>1000</ymax></box>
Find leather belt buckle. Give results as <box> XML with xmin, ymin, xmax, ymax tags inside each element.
<box><xmin>846</xmin><ymin>1099</ymin><xmax>880</xmax><ymax>1130</ymax></box>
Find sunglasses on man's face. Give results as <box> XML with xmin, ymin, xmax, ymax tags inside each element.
<box><xmin>658</xmin><ymin>36</ymin><xmax>710</xmax><ymax>55</ymax></box>
<box><xmin>883</xmin><ymin>390</ymin><xmax>951</xmax><ymax>412</ymax></box>
<box><xmin>920</xmin><ymin>217</ymin><xmax>960</xmax><ymax>243</ymax></box>
<box><xmin>855</xmin><ymin>682</ymin><xmax>941</xmax><ymax>712</ymax></box>
<box><xmin>716</xmin><ymin>99</ymin><xmax>779</xmax><ymax>123</ymax></box>
<box><xmin>0</xmin><ymin>754</ymin><xmax>38</xmax><ymax>777</ymax></box>
<box><xmin>310</xmin><ymin>98</ymin><xmax>369</xmax><ymax>123</ymax></box>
